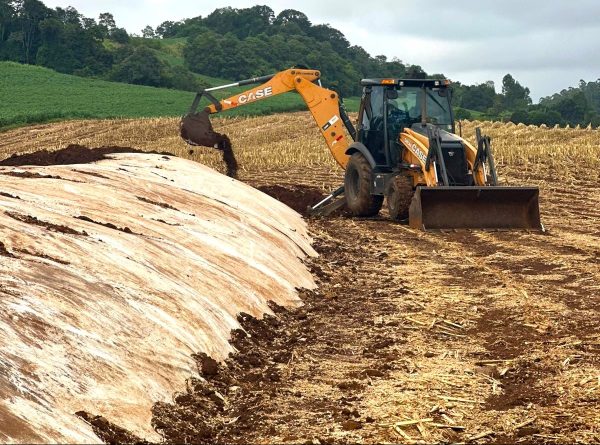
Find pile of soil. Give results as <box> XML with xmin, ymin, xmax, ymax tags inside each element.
<box><xmin>0</xmin><ymin>145</ymin><xmax>173</xmax><ymax>167</ymax></box>
<box><xmin>257</xmin><ymin>185</ymin><xmax>326</xmax><ymax>214</ymax></box>
<box><xmin>0</xmin><ymin>142</ymin><xmax>239</xmax><ymax>179</ymax></box>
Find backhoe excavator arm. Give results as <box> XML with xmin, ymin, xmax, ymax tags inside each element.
<box><xmin>182</xmin><ymin>68</ymin><xmax>355</xmax><ymax>169</ymax></box>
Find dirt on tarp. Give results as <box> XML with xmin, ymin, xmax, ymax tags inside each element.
<box><xmin>75</xmin><ymin>411</ymin><xmax>148</xmax><ymax>445</ymax></box>
<box><xmin>0</xmin><ymin>144</ymin><xmax>172</xmax><ymax>167</ymax></box>
<box><xmin>257</xmin><ymin>185</ymin><xmax>326</xmax><ymax>215</ymax></box>
<box><xmin>180</xmin><ymin>112</ymin><xmax>238</xmax><ymax>178</ymax></box>
<box><xmin>6</xmin><ymin>211</ymin><xmax>88</xmax><ymax>236</ymax></box>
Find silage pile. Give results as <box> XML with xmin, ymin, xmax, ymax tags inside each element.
<box><xmin>0</xmin><ymin>151</ymin><xmax>316</xmax><ymax>443</ymax></box>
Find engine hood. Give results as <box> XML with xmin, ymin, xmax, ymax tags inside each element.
<box><xmin>410</xmin><ymin>123</ymin><xmax>462</xmax><ymax>143</ymax></box>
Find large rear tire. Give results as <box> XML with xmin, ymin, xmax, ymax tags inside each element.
<box><xmin>344</xmin><ymin>153</ymin><xmax>383</xmax><ymax>217</ymax></box>
<box><xmin>386</xmin><ymin>174</ymin><xmax>414</xmax><ymax>221</ymax></box>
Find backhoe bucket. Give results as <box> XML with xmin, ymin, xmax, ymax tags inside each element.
<box><xmin>409</xmin><ymin>186</ymin><xmax>542</xmax><ymax>230</ymax></box>
<box><xmin>180</xmin><ymin>111</ymin><xmax>223</xmax><ymax>148</ymax></box>
<box><xmin>179</xmin><ymin>111</ymin><xmax>238</xmax><ymax>178</ymax></box>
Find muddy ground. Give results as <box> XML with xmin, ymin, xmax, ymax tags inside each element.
<box><xmin>3</xmin><ymin>147</ymin><xmax>599</xmax><ymax>444</ymax></box>
<box><xmin>148</xmin><ymin>168</ymin><xmax>598</xmax><ymax>444</ymax></box>
<box><xmin>149</xmin><ymin>164</ymin><xmax>599</xmax><ymax>444</ymax></box>
<box><xmin>0</xmin><ymin>144</ymin><xmax>164</xmax><ymax>166</ymax></box>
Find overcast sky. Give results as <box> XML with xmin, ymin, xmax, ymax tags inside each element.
<box><xmin>43</xmin><ymin>0</ymin><xmax>600</xmax><ymax>102</ymax></box>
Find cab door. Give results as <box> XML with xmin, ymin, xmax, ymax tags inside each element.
<box><xmin>357</xmin><ymin>86</ymin><xmax>387</xmax><ymax>166</ymax></box>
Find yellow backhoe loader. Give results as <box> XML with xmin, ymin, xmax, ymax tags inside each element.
<box><xmin>180</xmin><ymin>68</ymin><xmax>542</xmax><ymax>230</ymax></box>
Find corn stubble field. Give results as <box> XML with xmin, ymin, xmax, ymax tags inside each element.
<box><xmin>2</xmin><ymin>114</ymin><xmax>600</xmax><ymax>444</ymax></box>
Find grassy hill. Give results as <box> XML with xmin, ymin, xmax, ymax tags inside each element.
<box><xmin>1</xmin><ymin>62</ymin><xmax>349</xmax><ymax>130</ymax></box>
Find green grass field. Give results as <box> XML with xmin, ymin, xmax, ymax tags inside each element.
<box><xmin>1</xmin><ymin>62</ymin><xmax>354</xmax><ymax>131</ymax></box>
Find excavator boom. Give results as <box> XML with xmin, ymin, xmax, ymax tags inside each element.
<box><xmin>180</xmin><ymin>68</ymin><xmax>354</xmax><ymax>169</ymax></box>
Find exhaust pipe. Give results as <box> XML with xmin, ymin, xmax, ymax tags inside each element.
<box><xmin>409</xmin><ymin>186</ymin><xmax>542</xmax><ymax>230</ymax></box>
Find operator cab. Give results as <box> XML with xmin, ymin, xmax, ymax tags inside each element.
<box><xmin>357</xmin><ymin>78</ymin><xmax>454</xmax><ymax>168</ymax></box>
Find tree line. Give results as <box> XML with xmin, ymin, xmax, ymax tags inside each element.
<box><xmin>453</xmin><ymin>75</ymin><xmax>600</xmax><ymax>127</ymax></box>
<box><xmin>0</xmin><ymin>0</ymin><xmax>205</xmax><ymax>91</ymax></box>
<box><xmin>151</xmin><ymin>6</ymin><xmax>431</xmax><ymax>98</ymax></box>
<box><xmin>1</xmin><ymin>1</ymin><xmax>598</xmax><ymax>127</ymax></box>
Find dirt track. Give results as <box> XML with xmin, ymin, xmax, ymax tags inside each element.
<box><xmin>139</xmin><ymin>166</ymin><xmax>599</xmax><ymax>444</ymax></box>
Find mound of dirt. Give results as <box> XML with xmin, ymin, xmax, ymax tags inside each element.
<box><xmin>0</xmin><ymin>144</ymin><xmax>171</xmax><ymax>167</ymax></box>
<box><xmin>0</xmin><ymin>153</ymin><xmax>316</xmax><ymax>443</ymax></box>
<box><xmin>257</xmin><ymin>185</ymin><xmax>326</xmax><ymax>214</ymax></box>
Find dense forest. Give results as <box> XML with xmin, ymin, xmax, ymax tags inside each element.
<box><xmin>1</xmin><ymin>0</ymin><xmax>599</xmax><ymax>126</ymax></box>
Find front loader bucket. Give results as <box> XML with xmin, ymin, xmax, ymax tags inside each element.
<box><xmin>180</xmin><ymin>111</ymin><xmax>224</xmax><ymax>148</ymax></box>
<box><xmin>409</xmin><ymin>186</ymin><xmax>542</xmax><ymax>230</ymax></box>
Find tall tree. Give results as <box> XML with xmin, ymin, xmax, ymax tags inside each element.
<box><xmin>458</xmin><ymin>82</ymin><xmax>497</xmax><ymax>112</ymax></box>
<box><xmin>12</xmin><ymin>0</ymin><xmax>53</xmax><ymax>63</ymax></box>
<box><xmin>98</xmin><ymin>12</ymin><xmax>114</xmax><ymax>30</ymax></box>
<box><xmin>0</xmin><ymin>0</ymin><xmax>15</xmax><ymax>42</ymax></box>
<box><xmin>155</xmin><ymin>20</ymin><xmax>175</xmax><ymax>38</ymax></box>
<box><xmin>273</xmin><ymin>9</ymin><xmax>310</xmax><ymax>32</ymax></box>
<box><xmin>98</xmin><ymin>12</ymin><xmax>115</xmax><ymax>38</ymax></box>
<box><xmin>109</xmin><ymin>45</ymin><xmax>163</xmax><ymax>86</ymax></box>
<box><xmin>501</xmin><ymin>74</ymin><xmax>532</xmax><ymax>109</ymax></box>
<box><xmin>141</xmin><ymin>25</ymin><xmax>155</xmax><ymax>38</ymax></box>
<box><xmin>55</xmin><ymin>6</ymin><xmax>80</xmax><ymax>25</ymax></box>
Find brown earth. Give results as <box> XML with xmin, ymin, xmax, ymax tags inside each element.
<box><xmin>256</xmin><ymin>184</ymin><xmax>326</xmax><ymax>214</ymax></box>
<box><xmin>1</xmin><ymin>141</ymin><xmax>598</xmax><ymax>444</ymax></box>
<box><xmin>100</xmin><ymin>165</ymin><xmax>599</xmax><ymax>444</ymax></box>
<box><xmin>0</xmin><ymin>140</ymin><xmax>238</xmax><ymax>179</ymax></box>
<box><xmin>0</xmin><ymin>144</ymin><xmax>162</xmax><ymax>166</ymax></box>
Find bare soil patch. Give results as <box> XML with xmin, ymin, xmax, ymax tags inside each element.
<box><xmin>0</xmin><ymin>144</ymin><xmax>170</xmax><ymax>166</ymax></box>
<box><xmin>486</xmin><ymin>361</ymin><xmax>559</xmax><ymax>411</ymax></box>
<box><xmin>471</xmin><ymin>307</ymin><xmax>543</xmax><ymax>361</ymax></box>
<box><xmin>257</xmin><ymin>184</ymin><xmax>326</xmax><ymax>214</ymax></box>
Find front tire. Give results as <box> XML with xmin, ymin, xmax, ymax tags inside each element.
<box><xmin>386</xmin><ymin>174</ymin><xmax>414</xmax><ymax>221</ymax></box>
<box><xmin>344</xmin><ymin>153</ymin><xmax>383</xmax><ymax>216</ymax></box>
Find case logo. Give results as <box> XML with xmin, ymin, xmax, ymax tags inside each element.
<box><xmin>403</xmin><ymin>136</ymin><xmax>427</xmax><ymax>164</ymax></box>
<box><xmin>238</xmin><ymin>87</ymin><xmax>273</xmax><ymax>104</ymax></box>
